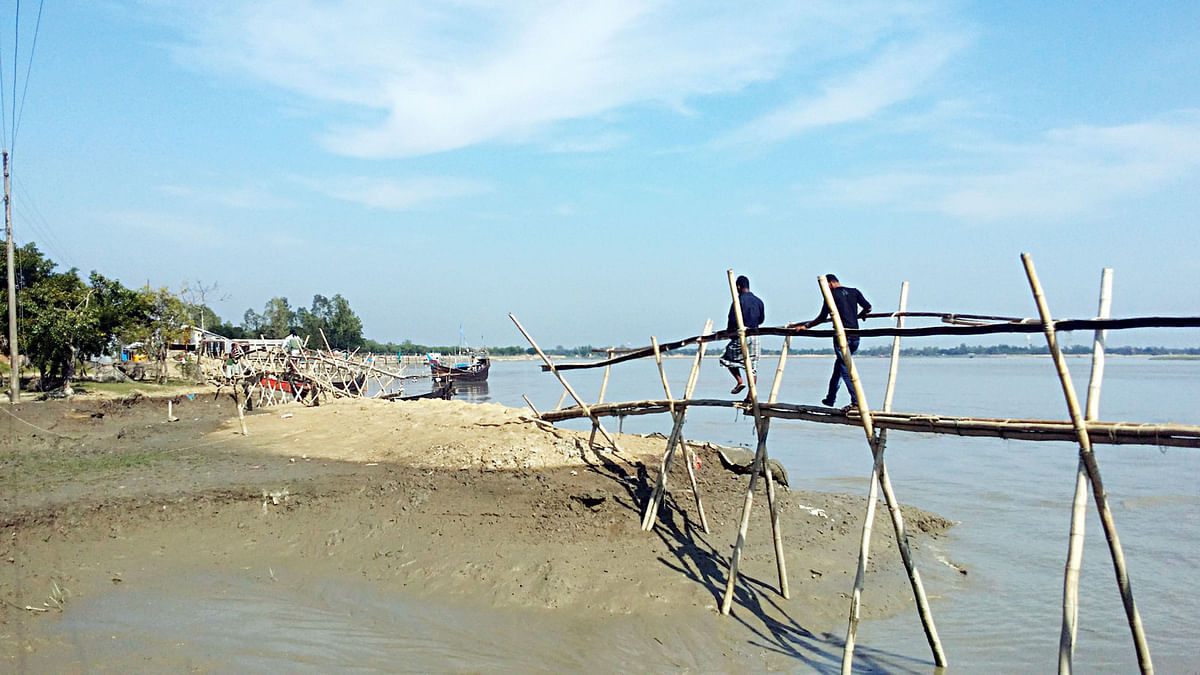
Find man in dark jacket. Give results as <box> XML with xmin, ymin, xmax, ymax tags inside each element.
<box><xmin>720</xmin><ymin>275</ymin><xmax>765</xmax><ymax>395</ymax></box>
<box><xmin>795</xmin><ymin>274</ymin><xmax>871</xmax><ymax>409</ymax></box>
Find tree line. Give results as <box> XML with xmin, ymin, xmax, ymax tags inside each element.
<box><xmin>0</xmin><ymin>243</ymin><xmax>379</xmax><ymax>389</ymax></box>
<box><xmin>0</xmin><ymin>242</ymin><xmax>543</xmax><ymax>390</ymax></box>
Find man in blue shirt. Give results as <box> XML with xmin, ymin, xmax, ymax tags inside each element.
<box><xmin>720</xmin><ymin>275</ymin><xmax>765</xmax><ymax>395</ymax></box>
<box><xmin>795</xmin><ymin>274</ymin><xmax>871</xmax><ymax>410</ymax></box>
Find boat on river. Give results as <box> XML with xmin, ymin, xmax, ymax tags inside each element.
<box><xmin>427</xmin><ymin>349</ymin><xmax>490</xmax><ymax>382</ymax></box>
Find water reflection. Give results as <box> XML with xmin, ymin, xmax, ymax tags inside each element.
<box><xmin>450</xmin><ymin>379</ymin><xmax>490</xmax><ymax>403</ymax></box>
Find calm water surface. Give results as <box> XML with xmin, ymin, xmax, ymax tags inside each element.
<box><xmin>43</xmin><ymin>355</ymin><xmax>1200</xmax><ymax>672</ymax></box>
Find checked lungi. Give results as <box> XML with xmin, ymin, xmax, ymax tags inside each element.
<box><xmin>719</xmin><ymin>335</ymin><xmax>760</xmax><ymax>375</ymax></box>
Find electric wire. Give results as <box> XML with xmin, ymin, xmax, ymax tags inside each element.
<box><xmin>11</xmin><ymin>0</ymin><xmax>43</xmax><ymax>153</ymax></box>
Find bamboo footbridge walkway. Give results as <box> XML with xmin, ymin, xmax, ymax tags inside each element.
<box><xmin>511</xmin><ymin>254</ymin><xmax>1200</xmax><ymax>674</ymax></box>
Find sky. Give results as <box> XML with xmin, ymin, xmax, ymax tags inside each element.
<box><xmin>3</xmin><ymin>1</ymin><xmax>1199</xmax><ymax>349</ymax></box>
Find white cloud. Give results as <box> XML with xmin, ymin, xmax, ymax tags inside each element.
<box><xmin>823</xmin><ymin>114</ymin><xmax>1200</xmax><ymax>222</ymax></box>
<box><xmin>309</xmin><ymin>176</ymin><xmax>492</xmax><ymax>211</ymax></box>
<box><xmin>725</xmin><ymin>34</ymin><xmax>969</xmax><ymax>145</ymax></box>
<box><xmin>148</xmin><ymin>0</ymin><xmax>958</xmax><ymax>158</ymax></box>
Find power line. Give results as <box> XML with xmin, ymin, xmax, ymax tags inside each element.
<box><xmin>7</xmin><ymin>0</ymin><xmax>18</xmax><ymax>149</ymax></box>
<box><xmin>12</xmin><ymin>0</ymin><xmax>44</xmax><ymax>153</ymax></box>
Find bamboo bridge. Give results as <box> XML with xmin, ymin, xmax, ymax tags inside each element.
<box><xmin>512</xmin><ymin>253</ymin><xmax>1200</xmax><ymax>674</ymax></box>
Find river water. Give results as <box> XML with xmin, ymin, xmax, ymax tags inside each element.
<box><xmin>42</xmin><ymin>355</ymin><xmax>1200</xmax><ymax>672</ymax></box>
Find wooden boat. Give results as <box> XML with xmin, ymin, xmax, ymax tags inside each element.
<box><xmin>331</xmin><ymin>373</ymin><xmax>367</xmax><ymax>393</ymax></box>
<box><xmin>380</xmin><ymin>376</ymin><xmax>455</xmax><ymax>401</ymax></box>
<box><xmin>427</xmin><ymin>349</ymin><xmax>490</xmax><ymax>382</ymax></box>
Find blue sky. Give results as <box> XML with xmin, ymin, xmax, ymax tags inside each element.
<box><xmin>4</xmin><ymin>1</ymin><xmax>1199</xmax><ymax>348</ymax></box>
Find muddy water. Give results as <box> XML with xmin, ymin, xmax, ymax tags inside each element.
<box><xmin>31</xmin><ymin>568</ymin><xmax>855</xmax><ymax>672</ymax></box>
<box><xmin>28</xmin><ymin>356</ymin><xmax>1200</xmax><ymax>672</ymax></box>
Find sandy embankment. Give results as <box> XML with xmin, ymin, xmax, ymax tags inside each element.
<box><xmin>1</xmin><ymin>389</ymin><xmax>955</xmax><ymax>669</ymax></box>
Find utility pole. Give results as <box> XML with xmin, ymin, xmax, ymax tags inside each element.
<box><xmin>4</xmin><ymin>151</ymin><xmax>18</xmax><ymax>403</ymax></box>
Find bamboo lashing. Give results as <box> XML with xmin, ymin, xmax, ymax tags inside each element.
<box><xmin>1023</xmin><ymin>254</ymin><xmax>1153</xmax><ymax>674</ymax></box>
<box><xmin>1060</xmin><ymin>267</ymin><xmax>1113</xmax><ymax>672</ymax></box>
<box><xmin>721</xmin><ymin>269</ymin><xmax>789</xmax><ymax>615</ymax></box>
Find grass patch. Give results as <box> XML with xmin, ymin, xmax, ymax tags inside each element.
<box><xmin>74</xmin><ymin>380</ymin><xmax>198</xmax><ymax>396</ymax></box>
<box><xmin>0</xmin><ymin>447</ymin><xmax>173</xmax><ymax>487</ymax></box>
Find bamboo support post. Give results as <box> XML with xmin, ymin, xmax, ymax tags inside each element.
<box><xmin>509</xmin><ymin>314</ymin><xmax>631</xmax><ymax>460</ymax></box>
<box><xmin>234</xmin><ymin>383</ymin><xmax>248</xmax><ymax>436</ymax></box>
<box><xmin>721</xmin><ymin>270</ymin><xmax>789</xmax><ymax>615</ymax></box>
<box><xmin>522</xmin><ymin>394</ymin><xmax>542</xmax><ymax>417</ymax></box>
<box><xmin>826</xmin><ymin>273</ymin><xmax>885</xmax><ymax>674</ymax></box>
<box><xmin>876</xmin><ymin>283</ymin><xmax>947</xmax><ymax>667</ymax></box>
<box><xmin>591</xmin><ymin>348</ymin><xmax>615</xmax><ymax>448</ymax></box>
<box><xmin>1022</xmin><ymin>255</ymin><xmax>1153</xmax><ymax>674</ymax></box>
<box><xmin>759</xmin><ymin>328</ymin><xmax>794</xmax><ymax>601</ymax></box>
<box><xmin>1060</xmin><ymin>267</ymin><xmax>1113</xmax><ymax>672</ymax></box>
<box><xmin>641</xmin><ymin>323</ymin><xmax>712</xmax><ymax>533</ymax></box>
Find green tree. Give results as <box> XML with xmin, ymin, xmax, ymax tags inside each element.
<box><xmin>242</xmin><ymin>308</ymin><xmax>265</xmax><ymax>336</ymax></box>
<box><xmin>326</xmin><ymin>294</ymin><xmax>363</xmax><ymax>351</ymax></box>
<box><xmin>295</xmin><ymin>294</ymin><xmax>332</xmax><ymax>347</ymax></box>
<box><xmin>129</xmin><ymin>286</ymin><xmax>191</xmax><ymax>384</ymax></box>
<box><xmin>261</xmin><ymin>297</ymin><xmax>294</xmax><ymax>339</ymax></box>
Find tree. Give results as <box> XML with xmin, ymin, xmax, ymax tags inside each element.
<box><xmin>242</xmin><ymin>308</ymin><xmax>265</xmax><ymax>336</ymax></box>
<box><xmin>295</xmin><ymin>294</ymin><xmax>332</xmax><ymax>347</ymax></box>
<box><xmin>326</xmin><ymin>294</ymin><xmax>363</xmax><ymax>351</ymax></box>
<box><xmin>22</xmin><ymin>268</ymin><xmax>91</xmax><ymax>388</ymax></box>
<box><xmin>130</xmin><ymin>286</ymin><xmax>191</xmax><ymax>384</ymax></box>
<box><xmin>179</xmin><ymin>280</ymin><xmax>227</xmax><ymax>332</ymax></box>
<box><xmin>0</xmin><ymin>242</ymin><xmax>55</xmax><ymax>357</ymax></box>
<box><xmin>1</xmin><ymin>245</ymin><xmax>149</xmax><ymax>390</ymax></box>
<box><xmin>261</xmin><ymin>297</ymin><xmax>294</xmax><ymax>339</ymax></box>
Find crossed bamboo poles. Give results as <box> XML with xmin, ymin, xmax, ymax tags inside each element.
<box><xmin>512</xmin><ymin>255</ymin><xmax>1199</xmax><ymax>672</ymax></box>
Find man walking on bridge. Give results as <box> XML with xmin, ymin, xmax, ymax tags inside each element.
<box><xmin>794</xmin><ymin>274</ymin><xmax>871</xmax><ymax>410</ymax></box>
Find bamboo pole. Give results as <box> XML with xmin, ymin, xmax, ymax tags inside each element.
<box><xmin>641</xmin><ymin>322</ymin><xmax>712</xmax><ymax>533</ymax></box>
<box><xmin>1022</xmin><ymin>254</ymin><xmax>1152</xmax><ymax>674</ymax></box>
<box><xmin>233</xmin><ymin>382</ymin><xmax>248</xmax><ymax>435</ymax></box>
<box><xmin>762</xmin><ymin>332</ymin><xmax>791</xmax><ymax>600</ymax></box>
<box><xmin>824</xmin><ymin>273</ymin><xmax>885</xmax><ymax>674</ymax></box>
<box><xmin>598</xmin><ymin>348</ymin><xmax>614</xmax><ymax>404</ymax></box>
<box><xmin>721</xmin><ymin>270</ymin><xmax>789</xmax><ymax>615</ymax></box>
<box><xmin>509</xmin><ymin>314</ymin><xmax>630</xmax><ymax>459</ymax></box>
<box><xmin>1060</xmin><ymin>267</ymin><xmax>1113</xmax><ymax>672</ymax></box>
<box><xmin>537</xmin><ymin>397</ymin><xmax>1200</xmax><ymax>447</ymax></box>
<box><xmin>522</xmin><ymin>394</ymin><xmax>541</xmax><ymax>417</ymax></box>
<box><xmin>874</xmin><ymin>282</ymin><xmax>947</xmax><ymax>667</ymax></box>
<box><xmin>681</xmin><ymin>324</ymin><xmax>713</xmax><ymax>532</ymax></box>
<box><xmin>590</xmin><ymin>347</ymin><xmax>615</xmax><ymax>448</ymax></box>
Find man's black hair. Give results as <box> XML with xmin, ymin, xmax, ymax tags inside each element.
<box><xmin>825</xmin><ymin>274</ymin><xmax>839</xmax><ymax>284</ymax></box>
<box><xmin>736</xmin><ymin>275</ymin><xmax>750</xmax><ymax>290</ymax></box>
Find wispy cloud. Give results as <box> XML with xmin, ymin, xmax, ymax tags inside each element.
<box><xmin>724</xmin><ymin>34</ymin><xmax>969</xmax><ymax>146</ymax></box>
<box><xmin>307</xmin><ymin>176</ymin><xmax>492</xmax><ymax>211</ymax></box>
<box><xmin>159</xmin><ymin>184</ymin><xmax>297</xmax><ymax>210</ymax></box>
<box><xmin>149</xmin><ymin>1</ymin><xmax>959</xmax><ymax>158</ymax></box>
<box><xmin>100</xmin><ymin>209</ymin><xmax>225</xmax><ymax>244</ymax></box>
<box><xmin>823</xmin><ymin>114</ymin><xmax>1200</xmax><ymax>221</ymax></box>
